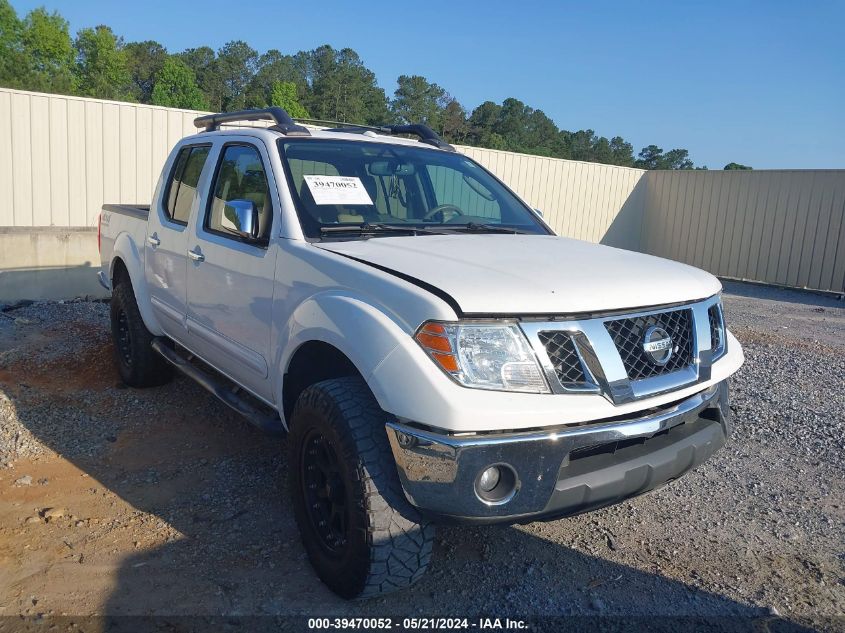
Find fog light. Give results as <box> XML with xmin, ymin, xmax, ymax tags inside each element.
<box><xmin>474</xmin><ymin>463</ymin><xmax>519</xmax><ymax>505</ymax></box>
<box><xmin>478</xmin><ymin>466</ymin><xmax>501</xmax><ymax>492</ymax></box>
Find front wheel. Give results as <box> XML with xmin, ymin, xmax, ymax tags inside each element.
<box><xmin>288</xmin><ymin>376</ymin><xmax>435</xmax><ymax>599</ymax></box>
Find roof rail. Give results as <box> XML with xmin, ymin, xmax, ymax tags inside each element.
<box><xmin>194</xmin><ymin>107</ymin><xmax>311</xmax><ymax>136</ymax></box>
<box><xmin>297</xmin><ymin>118</ymin><xmax>455</xmax><ymax>151</ymax></box>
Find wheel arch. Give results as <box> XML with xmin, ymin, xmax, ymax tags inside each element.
<box><xmin>282</xmin><ymin>340</ymin><xmax>363</xmax><ymax>424</ymax></box>
<box><xmin>109</xmin><ymin>233</ymin><xmax>163</xmax><ymax>336</ymax></box>
<box><xmin>276</xmin><ymin>292</ymin><xmax>420</xmax><ymax>428</ymax></box>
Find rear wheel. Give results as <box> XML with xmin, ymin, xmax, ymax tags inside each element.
<box><xmin>110</xmin><ymin>281</ymin><xmax>173</xmax><ymax>387</ymax></box>
<box><xmin>288</xmin><ymin>376</ymin><xmax>435</xmax><ymax>599</ymax></box>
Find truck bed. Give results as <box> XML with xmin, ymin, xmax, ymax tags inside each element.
<box><xmin>102</xmin><ymin>204</ymin><xmax>150</xmax><ymax>221</ymax></box>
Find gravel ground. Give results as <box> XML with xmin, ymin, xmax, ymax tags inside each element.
<box><xmin>0</xmin><ymin>282</ymin><xmax>842</xmax><ymax>631</ymax></box>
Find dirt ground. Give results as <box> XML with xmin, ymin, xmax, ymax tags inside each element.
<box><xmin>0</xmin><ymin>282</ymin><xmax>843</xmax><ymax>631</ymax></box>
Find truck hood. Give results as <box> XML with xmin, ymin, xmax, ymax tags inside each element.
<box><xmin>316</xmin><ymin>234</ymin><xmax>721</xmax><ymax>315</ymax></box>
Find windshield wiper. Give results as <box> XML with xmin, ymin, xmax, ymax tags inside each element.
<box><xmin>320</xmin><ymin>223</ymin><xmax>448</xmax><ymax>237</ymax></box>
<box><xmin>449</xmin><ymin>222</ymin><xmax>529</xmax><ymax>234</ymax></box>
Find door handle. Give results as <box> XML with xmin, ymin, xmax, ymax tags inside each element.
<box><xmin>147</xmin><ymin>234</ymin><xmax>160</xmax><ymax>247</ymax></box>
<box><xmin>188</xmin><ymin>247</ymin><xmax>205</xmax><ymax>262</ymax></box>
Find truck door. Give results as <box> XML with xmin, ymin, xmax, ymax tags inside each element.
<box><xmin>146</xmin><ymin>143</ymin><xmax>211</xmax><ymax>337</ymax></box>
<box><xmin>184</xmin><ymin>140</ymin><xmax>278</xmax><ymax>401</ymax></box>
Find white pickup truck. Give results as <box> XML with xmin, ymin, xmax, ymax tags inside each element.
<box><xmin>97</xmin><ymin>107</ymin><xmax>744</xmax><ymax>599</ymax></box>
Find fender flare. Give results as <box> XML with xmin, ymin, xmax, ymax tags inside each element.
<box><xmin>110</xmin><ymin>231</ymin><xmax>164</xmax><ymax>336</ymax></box>
<box><xmin>275</xmin><ymin>291</ymin><xmax>416</xmax><ymax>416</ymax></box>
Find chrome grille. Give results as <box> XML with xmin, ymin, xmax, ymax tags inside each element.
<box><xmin>538</xmin><ymin>331</ymin><xmax>587</xmax><ymax>386</ymax></box>
<box><xmin>605</xmin><ymin>309</ymin><xmax>694</xmax><ymax>380</ymax></box>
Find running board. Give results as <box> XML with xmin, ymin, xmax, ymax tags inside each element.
<box><xmin>151</xmin><ymin>338</ymin><xmax>284</xmax><ymax>436</ymax></box>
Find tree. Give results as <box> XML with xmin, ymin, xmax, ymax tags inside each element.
<box><xmin>178</xmin><ymin>46</ymin><xmax>220</xmax><ymax>110</ymax></box>
<box><xmin>245</xmin><ymin>49</ymin><xmax>307</xmax><ymax>108</ymax></box>
<box><xmin>75</xmin><ymin>25</ymin><xmax>131</xmax><ymax>99</ymax></box>
<box><xmin>724</xmin><ymin>162</ymin><xmax>752</xmax><ymax>170</ymax></box>
<box><xmin>634</xmin><ymin>145</ymin><xmax>695</xmax><ymax>170</ymax></box>
<box><xmin>216</xmin><ymin>40</ymin><xmax>258</xmax><ymax>110</ymax></box>
<box><xmin>305</xmin><ymin>45</ymin><xmax>390</xmax><ymax>124</ymax></box>
<box><xmin>440</xmin><ymin>99</ymin><xmax>469</xmax><ymax>143</ymax></box>
<box><xmin>391</xmin><ymin>74</ymin><xmax>450</xmax><ymax>129</ymax></box>
<box><xmin>662</xmin><ymin>148</ymin><xmax>694</xmax><ymax>170</ymax></box>
<box><xmin>20</xmin><ymin>7</ymin><xmax>75</xmax><ymax>93</ymax></box>
<box><xmin>609</xmin><ymin>136</ymin><xmax>634</xmax><ymax>166</ymax></box>
<box><xmin>151</xmin><ymin>57</ymin><xmax>208</xmax><ymax>110</ymax></box>
<box><xmin>124</xmin><ymin>40</ymin><xmax>167</xmax><ymax>102</ymax></box>
<box><xmin>270</xmin><ymin>80</ymin><xmax>308</xmax><ymax>118</ymax></box>
<box><xmin>0</xmin><ymin>0</ymin><xmax>24</xmax><ymax>87</ymax></box>
<box><xmin>634</xmin><ymin>144</ymin><xmax>663</xmax><ymax>169</ymax></box>
<box><xmin>466</xmin><ymin>101</ymin><xmax>504</xmax><ymax>148</ymax></box>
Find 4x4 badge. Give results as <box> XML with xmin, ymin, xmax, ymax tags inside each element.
<box><xmin>642</xmin><ymin>326</ymin><xmax>673</xmax><ymax>365</ymax></box>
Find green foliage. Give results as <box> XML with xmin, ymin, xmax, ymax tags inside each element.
<box><xmin>215</xmin><ymin>40</ymin><xmax>258</xmax><ymax>111</ymax></box>
<box><xmin>0</xmin><ymin>4</ymin><xmax>703</xmax><ymax>168</ymax></box>
<box><xmin>634</xmin><ymin>145</ymin><xmax>693</xmax><ymax>170</ymax></box>
<box><xmin>270</xmin><ymin>80</ymin><xmax>308</xmax><ymax>118</ymax></box>
<box><xmin>245</xmin><ymin>49</ymin><xmax>307</xmax><ymax>108</ymax></box>
<box><xmin>177</xmin><ymin>46</ymin><xmax>220</xmax><ymax>110</ymax></box>
<box><xmin>16</xmin><ymin>7</ymin><xmax>76</xmax><ymax>93</ymax></box>
<box><xmin>724</xmin><ymin>162</ymin><xmax>752</xmax><ymax>170</ymax></box>
<box><xmin>0</xmin><ymin>0</ymin><xmax>24</xmax><ymax>87</ymax></box>
<box><xmin>305</xmin><ymin>45</ymin><xmax>391</xmax><ymax>125</ymax></box>
<box><xmin>151</xmin><ymin>57</ymin><xmax>208</xmax><ymax>110</ymax></box>
<box><xmin>125</xmin><ymin>40</ymin><xmax>167</xmax><ymax>102</ymax></box>
<box><xmin>75</xmin><ymin>25</ymin><xmax>131</xmax><ymax>99</ymax></box>
<box><xmin>391</xmin><ymin>75</ymin><xmax>450</xmax><ymax>130</ymax></box>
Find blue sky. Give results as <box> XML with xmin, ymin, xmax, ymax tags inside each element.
<box><xmin>11</xmin><ymin>0</ymin><xmax>844</xmax><ymax>169</ymax></box>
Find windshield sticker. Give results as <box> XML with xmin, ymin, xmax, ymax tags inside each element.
<box><xmin>303</xmin><ymin>175</ymin><xmax>373</xmax><ymax>206</ymax></box>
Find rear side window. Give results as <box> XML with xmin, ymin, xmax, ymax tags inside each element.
<box><xmin>207</xmin><ymin>144</ymin><xmax>272</xmax><ymax>241</ymax></box>
<box><xmin>164</xmin><ymin>145</ymin><xmax>211</xmax><ymax>224</ymax></box>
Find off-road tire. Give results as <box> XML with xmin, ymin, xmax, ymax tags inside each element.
<box><xmin>110</xmin><ymin>281</ymin><xmax>173</xmax><ymax>388</ymax></box>
<box><xmin>288</xmin><ymin>376</ymin><xmax>435</xmax><ymax>599</ymax></box>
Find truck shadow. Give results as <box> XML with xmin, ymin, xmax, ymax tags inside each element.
<box><xmin>0</xmin><ymin>318</ymin><xmax>820</xmax><ymax>631</ymax></box>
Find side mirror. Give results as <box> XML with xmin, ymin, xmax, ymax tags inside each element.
<box><xmin>533</xmin><ymin>208</ymin><xmax>544</xmax><ymax>218</ymax></box>
<box><xmin>221</xmin><ymin>199</ymin><xmax>259</xmax><ymax>240</ymax></box>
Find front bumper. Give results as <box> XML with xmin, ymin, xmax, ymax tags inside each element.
<box><xmin>386</xmin><ymin>381</ymin><xmax>730</xmax><ymax>524</ymax></box>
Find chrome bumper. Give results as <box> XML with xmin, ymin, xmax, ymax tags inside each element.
<box><xmin>386</xmin><ymin>381</ymin><xmax>730</xmax><ymax>523</ymax></box>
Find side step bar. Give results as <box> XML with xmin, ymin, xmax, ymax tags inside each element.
<box><xmin>151</xmin><ymin>338</ymin><xmax>284</xmax><ymax>436</ymax></box>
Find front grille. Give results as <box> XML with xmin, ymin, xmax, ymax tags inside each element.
<box><xmin>538</xmin><ymin>331</ymin><xmax>587</xmax><ymax>386</ymax></box>
<box><xmin>708</xmin><ymin>304</ymin><xmax>725</xmax><ymax>358</ymax></box>
<box><xmin>605</xmin><ymin>309</ymin><xmax>694</xmax><ymax>380</ymax></box>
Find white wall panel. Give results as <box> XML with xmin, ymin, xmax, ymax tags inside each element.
<box><xmin>1</xmin><ymin>88</ymin><xmax>843</xmax><ymax>292</ymax></box>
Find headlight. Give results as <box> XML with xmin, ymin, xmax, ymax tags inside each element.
<box><xmin>414</xmin><ymin>322</ymin><xmax>550</xmax><ymax>393</ymax></box>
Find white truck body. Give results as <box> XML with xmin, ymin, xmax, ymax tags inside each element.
<box><xmin>97</xmin><ymin>109</ymin><xmax>743</xmax><ymax>597</ymax></box>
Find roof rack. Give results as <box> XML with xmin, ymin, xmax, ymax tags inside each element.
<box><xmin>297</xmin><ymin>118</ymin><xmax>455</xmax><ymax>151</ymax></box>
<box><xmin>194</xmin><ymin>107</ymin><xmax>311</xmax><ymax>136</ymax></box>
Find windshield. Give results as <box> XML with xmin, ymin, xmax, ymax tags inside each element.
<box><xmin>277</xmin><ymin>138</ymin><xmax>549</xmax><ymax>238</ymax></box>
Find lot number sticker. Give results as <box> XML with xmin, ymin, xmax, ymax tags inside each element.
<box><xmin>303</xmin><ymin>175</ymin><xmax>373</xmax><ymax>206</ymax></box>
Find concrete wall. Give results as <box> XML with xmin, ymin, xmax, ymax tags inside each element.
<box><xmin>0</xmin><ymin>228</ymin><xmax>102</xmax><ymax>303</ymax></box>
<box><xmin>1</xmin><ymin>87</ymin><xmax>843</xmax><ymax>301</ymax></box>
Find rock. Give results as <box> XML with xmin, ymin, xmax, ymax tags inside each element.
<box><xmin>14</xmin><ymin>475</ymin><xmax>33</xmax><ymax>486</ymax></box>
<box><xmin>24</xmin><ymin>516</ymin><xmax>41</xmax><ymax>524</ymax></box>
<box><xmin>589</xmin><ymin>596</ymin><xmax>606</xmax><ymax>612</ymax></box>
<box><xmin>42</xmin><ymin>508</ymin><xmax>66</xmax><ymax>521</ymax></box>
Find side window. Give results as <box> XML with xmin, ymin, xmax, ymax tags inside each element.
<box><xmin>164</xmin><ymin>145</ymin><xmax>210</xmax><ymax>224</ymax></box>
<box><xmin>425</xmin><ymin>164</ymin><xmax>501</xmax><ymax>220</ymax></box>
<box><xmin>207</xmin><ymin>144</ymin><xmax>272</xmax><ymax>241</ymax></box>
